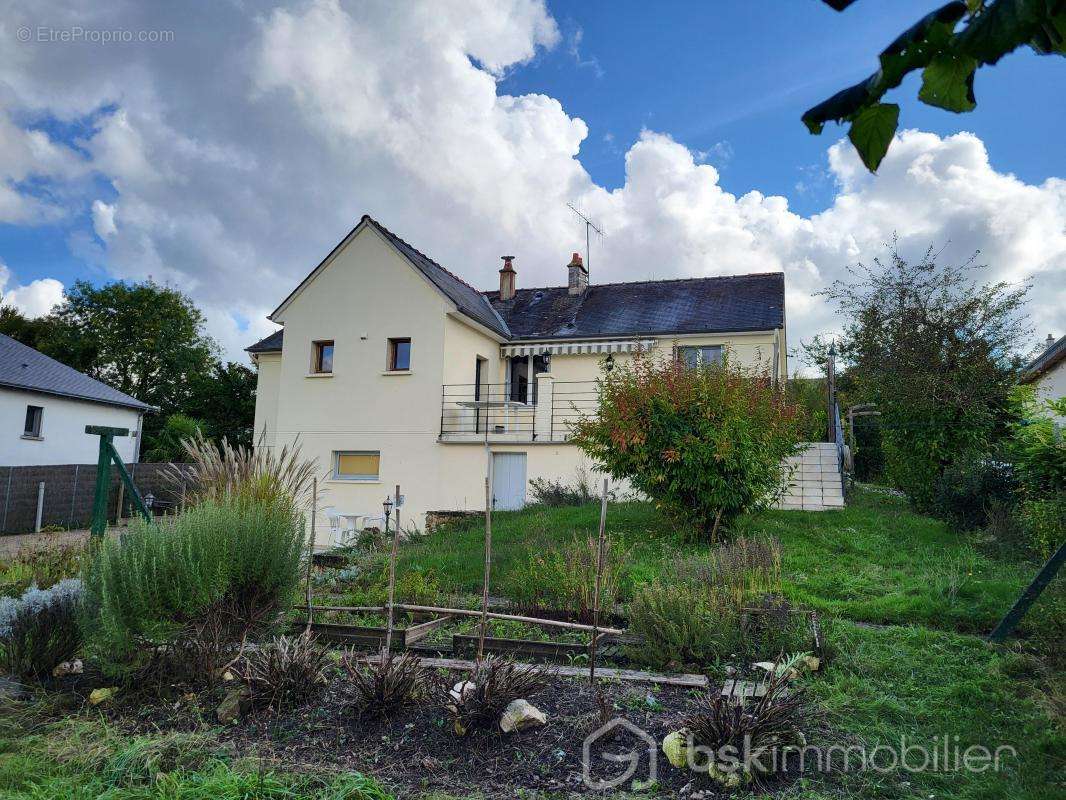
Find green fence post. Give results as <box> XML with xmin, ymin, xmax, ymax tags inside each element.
<box><xmin>106</xmin><ymin>440</ymin><xmax>152</xmax><ymax>522</ymax></box>
<box><xmin>90</xmin><ymin>432</ymin><xmax>114</xmax><ymax>537</ymax></box>
<box><xmin>86</xmin><ymin>425</ymin><xmax>133</xmax><ymax>537</ymax></box>
<box><xmin>988</xmin><ymin>541</ymin><xmax>1066</xmax><ymax>643</ymax></box>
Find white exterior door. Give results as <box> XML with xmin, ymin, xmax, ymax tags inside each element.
<box><xmin>492</xmin><ymin>452</ymin><xmax>527</xmax><ymax>511</ymax></box>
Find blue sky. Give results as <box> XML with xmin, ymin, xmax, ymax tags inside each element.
<box><xmin>504</xmin><ymin>0</ymin><xmax>1065</xmax><ymax>215</ymax></box>
<box><xmin>0</xmin><ymin>0</ymin><xmax>1062</xmax><ymax>360</ymax></box>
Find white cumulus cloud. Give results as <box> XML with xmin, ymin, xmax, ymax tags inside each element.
<box><xmin>0</xmin><ymin>0</ymin><xmax>1060</xmax><ymax>366</ymax></box>
<box><xmin>0</xmin><ymin>262</ymin><xmax>65</xmax><ymax>317</ymax></box>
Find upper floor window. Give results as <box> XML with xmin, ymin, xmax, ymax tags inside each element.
<box><xmin>387</xmin><ymin>338</ymin><xmax>411</xmax><ymax>371</ymax></box>
<box><xmin>23</xmin><ymin>405</ymin><xmax>43</xmax><ymax>438</ymax></box>
<box><xmin>677</xmin><ymin>345</ymin><xmax>723</xmax><ymax>368</ymax></box>
<box><xmin>311</xmin><ymin>340</ymin><xmax>334</xmax><ymax>374</ymax></box>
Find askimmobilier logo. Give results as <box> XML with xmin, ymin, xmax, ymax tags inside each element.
<box><xmin>583</xmin><ymin>718</ymin><xmax>1018</xmax><ymax>789</ymax></box>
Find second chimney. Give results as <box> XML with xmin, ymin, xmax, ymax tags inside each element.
<box><xmin>567</xmin><ymin>252</ymin><xmax>588</xmax><ymax>295</ymax></box>
<box><xmin>499</xmin><ymin>256</ymin><xmax>516</xmax><ymax>301</ymax></box>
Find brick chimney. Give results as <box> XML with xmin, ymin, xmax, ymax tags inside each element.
<box><xmin>499</xmin><ymin>256</ymin><xmax>516</xmax><ymax>301</ymax></box>
<box><xmin>567</xmin><ymin>252</ymin><xmax>588</xmax><ymax>295</ymax></box>
<box><xmin>1046</xmin><ymin>333</ymin><xmax>1056</xmax><ymax>350</ymax></box>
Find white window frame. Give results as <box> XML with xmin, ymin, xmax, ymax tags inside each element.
<box><xmin>23</xmin><ymin>405</ymin><xmax>43</xmax><ymax>439</ymax></box>
<box><xmin>677</xmin><ymin>345</ymin><xmax>723</xmax><ymax>368</ymax></box>
<box><xmin>332</xmin><ymin>450</ymin><xmax>380</xmax><ymax>482</ymax></box>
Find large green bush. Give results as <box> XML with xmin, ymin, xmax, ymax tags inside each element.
<box><xmin>933</xmin><ymin>456</ymin><xmax>1018</xmax><ymax>531</ymax></box>
<box><xmin>571</xmin><ymin>352</ymin><xmax>804</xmax><ymax>539</ymax></box>
<box><xmin>818</xmin><ymin>245</ymin><xmax>1029</xmax><ymax>510</ymax></box>
<box><xmin>84</xmin><ymin>499</ymin><xmax>304</xmax><ymax>675</ymax></box>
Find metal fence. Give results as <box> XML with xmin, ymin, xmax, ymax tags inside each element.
<box><xmin>0</xmin><ymin>462</ymin><xmax>187</xmax><ymax>534</ymax></box>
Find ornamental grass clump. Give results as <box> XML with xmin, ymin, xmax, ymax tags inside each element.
<box><xmin>169</xmin><ymin>432</ymin><xmax>319</xmax><ymax>510</ymax></box>
<box><xmin>447</xmin><ymin>656</ymin><xmax>549</xmax><ymax>736</ymax></box>
<box><xmin>681</xmin><ymin>655</ymin><xmax>814</xmax><ymax>786</ymax></box>
<box><xmin>239</xmin><ymin>633</ymin><xmax>329</xmax><ymax>710</ymax></box>
<box><xmin>343</xmin><ymin>650</ymin><xmax>430</xmax><ymax>716</ymax></box>
<box><xmin>571</xmin><ymin>351</ymin><xmax>804</xmax><ymax>540</ymax></box>
<box><xmin>0</xmin><ymin>578</ymin><xmax>83</xmax><ymax>680</ymax></box>
<box><xmin>83</xmin><ymin>499</ymin><xmax>304</xmax><ymax>679</ymax></box>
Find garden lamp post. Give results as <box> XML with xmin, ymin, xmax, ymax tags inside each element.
<box><xmin>382</xmin><ymin>495</ymin><xmax>393</xmax><ymax>534</ymax></box>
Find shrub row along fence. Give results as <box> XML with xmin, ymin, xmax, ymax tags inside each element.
<box><xmin>0</xmin><ymin>463</ymin><xmax>193</xmax><ymax>534</ymax></box>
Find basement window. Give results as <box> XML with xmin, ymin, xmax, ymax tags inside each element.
<box><xmin>23</xmin><ymin>405</ymin><xmax>43</xmax><ymax>438</ymax></box>
<box><xmin>387</xmin><ymin>338</ymin><xmax>411</xmax><ymax>371</ymax></box>
<box><xmin>333</xmin><ymin>451</ymin><xmax>380</xmax><ymax>482</ymax></box>
<box><xmin>311</xmin><ymin>340</ymin><xmax>334</xmax><ymax>374</ymax></box>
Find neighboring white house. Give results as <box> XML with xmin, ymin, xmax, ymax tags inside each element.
<box><xmin>248</xmin><ymin>215</ymin><xmax>794</xmax><ymax>539</ymax></box>
<box><xmin>1022</xmin><ymin>333</ymin><xmax>1066</xmax><ymax>420</ymax></box>
<box><xmin>0</xmin><ymin>333</ymin><xmax>152</xmax><ymax>465</ymax></box>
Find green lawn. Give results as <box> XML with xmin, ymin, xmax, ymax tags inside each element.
<box><xmin>2</xmin><ymin>488</ymin><xmax>1062</xmax><ymax>799</ymax></box>
<box><xmin>399</xmin><ymin>489</ymin><xmax>1063</xmax><ymax>637</ymax></box>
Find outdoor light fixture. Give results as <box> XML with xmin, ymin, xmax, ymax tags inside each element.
<box><xmin>383</xmin><ymin>496</ymin><xmax>394</xmax><ymax>518</ymax></box>
<box><xmin>604</xmin><ymin>353</ymin><xmax>615</xmax><ymax>372</ymax></box>
<box><xmin>541</xmin><ymin>349</ymin><xmax>551</xmax><ymax>371</ymax></box>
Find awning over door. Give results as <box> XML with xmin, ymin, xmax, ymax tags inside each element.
<box><xmin>500</xmin><ymin>339</ymin><xmax>656</xmax><ymax>357</ymax></box>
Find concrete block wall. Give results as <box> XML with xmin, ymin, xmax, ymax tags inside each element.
<box><xmin>774</xmin><ymin>442</ymin><xmax>845</xmax><ymax>511</ymax></box>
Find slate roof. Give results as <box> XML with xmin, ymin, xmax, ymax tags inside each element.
<box><xmin>246</xmin><ymin>328</ymin><xmax>284</xmax><ymax>354</ymax></box>
<box><xmin>247</xmin><ymin>216</ymin><xmax>785</xmax><ymax>353</ymax></box>
<box><xmin>485</xmin><ymin>273</ymin><xmax>784</xmax><ymax>340</ymax></box>
<box><xmin>1022</xmin><ymin>334</ymin><xmax>1065</xmax><ymax>382</ymax></box>
<box><xmin>0</xmin><ymin>333</ymin><xmax>152</xmax><ymax>411</ymax></box>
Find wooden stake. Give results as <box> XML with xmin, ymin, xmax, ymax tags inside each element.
<box><xmin>383</xmin><ymin>484</ymin><xmax>401</xmax><ymax>658</ymax></box>
<box><xmin>589</xmin><ymin>478</ymin><xmax>609</xmax><ymax>685</ymax></box>
<box><xmin>303</xmin><ymin>476</ymin><xmax>317</xmax><ymax>636</ymax></box>
<box><xmin>477</xmin><ymin>459</ymin><xmax>494</xmax><ymax>662</ymax></box>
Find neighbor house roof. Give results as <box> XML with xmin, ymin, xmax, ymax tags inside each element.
<box><xmin>0</xmin><ymin>333</ymin><xmax>153</xmax><ymax>411</ymax></box>
<box><xmin>248</xmin><ymin>216</ymin><xmax>785</xmax><ymax>353</ymax></box>
<box><xmin>1022</xmin><ymin>334</ymin><xmax>1066</xmax><ymax>383</ymax></box>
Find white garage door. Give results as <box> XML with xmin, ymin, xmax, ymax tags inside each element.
<box><xmin>492</xmin><ymin>452</ymin><xmax>527</xmax><ymax>511</ymax></box>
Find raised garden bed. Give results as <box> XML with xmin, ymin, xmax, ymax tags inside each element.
<box><xmin>290</xmin><ymin>612</ymin><xmax>452</xmax><ymax>650</ymax></box>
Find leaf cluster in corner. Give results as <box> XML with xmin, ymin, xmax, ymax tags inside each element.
<box><xmin>804</xmin><ymin>0</ymin><xmax>1066</xmax><ymax>171</ymax></box>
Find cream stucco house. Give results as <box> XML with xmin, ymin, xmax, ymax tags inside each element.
<box><xmin>248</xmin><ymin>215</ymin><xmax>788</xmax><ymax>540</ymax></box>
<box><xmin>1021</xmin><ymin>334</ymin><xmax>1065</xmax><ymax>421</ymax></box>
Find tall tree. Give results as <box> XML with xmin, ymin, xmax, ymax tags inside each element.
<box><xmin>186</xmin><ymin>362</ymin><xmax>257</xmax><ymax>448</ymax></box>
<box><xmin>804</xmin><ymin>0</ymin><xmax>1065</xmax><ymax>171</ymax></box>
<box><xmin>820</xmin><ymin>242</ymin><xmax>1030</xmax><ymax>507</ymax></box>
<box><xmin>0</xmin><ymin>304</ymin><xmax>57</xmax><ymax>353</ymax></box>
<box><xmin>41</xmin><ymin>280</ymin><xmax>219</xmax><ymax>446</ymax></box>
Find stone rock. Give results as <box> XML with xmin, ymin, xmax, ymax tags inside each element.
<box><xmin>52</xmin><ymin>659</ymin><xmax>83</xmax><ymax>677</ymax></box>
<box><xmin>499</xmin><ymin>698</ymin><xmax>546</xmax><ymax>733</ymax></box>
<box><xmin>662</xmin><ymin>730</ymin><xmax>689</xmax><ymax>768</ymax></box>
<box><xmin>753</xmin><ymin>660</ymin><xmax>799</xmax><ymax>680</ymax></box>
<box><xmin>216</xmin><ymin>686</ymin><xmax>251</xmax><ymax>725</ymax></box>
<box><xmin>803</xmin><ymin>655</ymin><xmax>821</xmax><ymax>672</ymax></box>
<box><xmin>448</xmin><ymin>680</ymin><xmax>475</xmax><ymax>708</ymax></box>
<box><xmin>88</xmin><ymin>687</ymin><xmax>117</xmax><ymax>706</ymax></box>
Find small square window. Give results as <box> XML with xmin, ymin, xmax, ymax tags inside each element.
<box><xmin>23</xmin><ymin>405</ymin><xmax>43</xmax><ymax>438</ymax></box>
<box><xmin>387</xmin><ymin>338</ymin><xmax>411</xmax><ymax>371</ymax></box>
<box><xmin>677</xmin><ymin>345</ymin><xmax>723</xmax><ymax>368</ymax></box>
<box><xmin>312</xmin><ymin>340</ymin><xmax>334</xmax><ymax>373</ymax></box>
<box><xmin>333</xmin><ymin>451</ymin><xmax>380</xmax><ymax>481</ymax></box>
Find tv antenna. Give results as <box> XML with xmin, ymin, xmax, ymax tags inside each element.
<box><xmin>567</xmin><ymin>203</ymin><xmax>604</xmax><ymax>275</ymax></box>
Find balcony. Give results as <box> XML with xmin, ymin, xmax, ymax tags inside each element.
<box><xmin>439</xmin><ymin>379</ymin><xmax>598</xmax><ymax>443</ymax></box>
